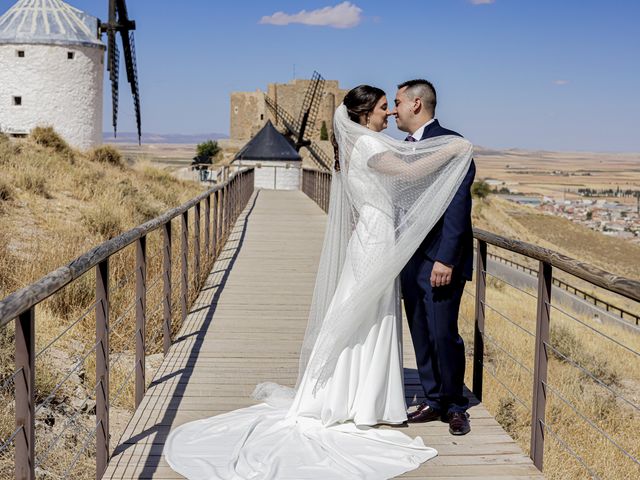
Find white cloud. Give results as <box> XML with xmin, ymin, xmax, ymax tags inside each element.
<box><xmin>553</xmin><ymin>80</ymin><xmax>570</xmax><ymax>85</ymax></box>
<box><xmin>470</xmin><ymin>0</ymin><xmax>496</xmax><ymax>4</ymax></box>
<box><xmin>259</xmin><ymin>2</ymin><xmax>363</xmax><ymax>29</ymax></box>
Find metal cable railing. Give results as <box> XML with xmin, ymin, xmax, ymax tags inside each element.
<box><xmin>35</xmin><ymin>385</ymin><xmax>99</xmax><ymax>468</ymax></box>
<box><xmin>35</xmin><ymin>300</ymin><xmax>98</xmax><ymax>360</ymax></box>
<box><xmin>483</xmin><ymin>331</ymin><xmax>533</xmax><ymax>375</ymax></box>
<box><xmin>478</xmin><ymin>358</ymin><xmax>530</xmax><ymax>409</ymax></box>
<box><xmin>0</xmin><ymin>168</ymin><xmax>255</xmax><ymax>479</ymax></box>
<box><xmin>539</xmin><ymin>419</ymin><xmax>600</xmax><ymax>480</ymax></box>
<box><xmin>549</xmin><ymin>302</ymin><xmax>640</xmax><ymax>358</ymax></box>
<box><xmin>484</xmin><ymin>270</ymin><xmax>539</xmax><ymax>300</ymax></box>
<box><xmin>0</xmin><ymin>426</ymin><xmax>21</xmax><ymax>455</ymax></box>
<box><xmin>543</xmin><ymin>380</ymin><xmax>640</xmax><ymax>467</ymax></box>
<box><xmin>483</xmin><ymin>300</ymin><xmax>536</xmax><ymax>337</ymax></box>
<box><xmin>544</xmin><ymin>341</ymin><xmax>639</xmax><ymax>414</ymax></box>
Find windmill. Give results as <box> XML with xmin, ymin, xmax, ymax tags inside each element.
<box><xmin>100</xmin><ymin>0</ymin><xmax>141</xmax><ymax>143</ymax></box>
<box><xmin>265</xmin><ymin>71</ymin><xmax>333</xmax><ymax>171</ymax></box>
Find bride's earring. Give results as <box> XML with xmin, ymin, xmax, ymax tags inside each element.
<box><xmin>366</xmin><ymin>115</ymin><xmax>371</xmax><ymax>128</ymax></box>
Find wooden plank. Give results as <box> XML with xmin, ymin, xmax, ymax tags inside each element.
<box><xmin>105</xmin><ymin>190</ymin><xmax>543</xmax><ymax>480</ymax></box>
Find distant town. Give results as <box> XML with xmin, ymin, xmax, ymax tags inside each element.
<box><xmin>484</xmin><ymin>179</ymin><xmax>640</xmax><ymax>243</ymax></box>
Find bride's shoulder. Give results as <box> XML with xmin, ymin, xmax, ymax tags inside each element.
<box><xmin>354</xmin><ymin>134</ymin><xmax>387</xmax><ymax>154</ymax></box>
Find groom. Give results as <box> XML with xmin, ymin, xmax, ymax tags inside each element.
<box><xmin>391</xmin><ymin>79</ymin><xmax>475</xmax><ymax>435</ymax></box>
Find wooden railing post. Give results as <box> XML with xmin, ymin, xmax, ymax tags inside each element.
<box><xmin>162</xmin><ymin>222</ymin><xmax>172</xmax><ymax>355</ymax></box>
<box><xmin>204</xmin><ymin>195</ymin><xmax>210</xmax><ymax>261</ymax></box>
<box><xmin>530</xmin><ymin>260</ymin><xmax>552</xmax><ymax>471</ymax></box>
<box><xmin>181</xmin><ymin>212</ymin><xmax>188</xmax><ymax>324</ymax></box>
<box><xmin>95</xmin><ymin>259</ymin><xmax>109</xmax><ymax>480</ymax></box>
<box><xmin>194</xmin><ymin>202</ymin><xmax>201</xmax><ymax>289</ymax></box>
<box><xmin>473</xmin><ymin>239</ymin><xmax>487</xmax><ymax>401</ymax></box>
<box><xmin>15</xmin><ymin>307</ymin><xmax>35</xmax><ymax>480</ymax></box>
<box><xmin>213</xmin><ymin>190</ymin><xmax>219</xmax><ymax>256</ymax></box>
<box><xmin>135</xmin><ymin>236</ymin><xmax>146</xmax><ymax>408</ymax></box>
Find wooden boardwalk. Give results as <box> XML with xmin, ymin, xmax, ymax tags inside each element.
<box><xmin>105</xmin><ymin>190</ymin><xmax>544</xmax><ymax>480</ymax></box>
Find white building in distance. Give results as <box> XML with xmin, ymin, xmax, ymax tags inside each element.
<box><xmin>0</xmin><ymin>0</ymin><xmax>105</xmax><ymax>150</ymax></box>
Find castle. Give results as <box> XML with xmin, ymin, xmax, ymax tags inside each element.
<box><xmin>230</xmin><ymin>78</ymin><xmax>349</xmax><ymax>142</ymax></box>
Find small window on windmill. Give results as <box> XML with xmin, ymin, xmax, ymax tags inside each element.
<box><xmin>13</xmin><ymin>96</ymin><xmax>22</xmax><ymax>106</ymax></box>
<box><xmin>260</xmin><ymin>114</ymin><xmax>264</xmax><ymax>120</ymax></box>
<box><xmin>234</xmin><ymin>106</ymin><xmax>239</xmax><ymax>114</ymax></box>
<box><xmin>67</xmin><ymin>51</ymin><xmax>75</xmax><ymax>60</ymax></box>
<box><xmin>16</xmin><ymin>50</ymin><xmax>25</xmax><ymax>58</ymax></box>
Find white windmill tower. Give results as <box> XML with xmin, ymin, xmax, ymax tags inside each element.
<box><xmin>0</xmin><ymin>0</ymin><xmax>142</xmax><ymax>150</ymax></box>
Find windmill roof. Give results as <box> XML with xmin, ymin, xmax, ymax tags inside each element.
<box><xmin>235</xmin><ymin>121</ymin><xmax>302</xmax><ymax>162</ymax></box>
<box><xmin>0</xmin><ymin>0</ymin><xmax>104</xmax><ymax>48</ymax></box>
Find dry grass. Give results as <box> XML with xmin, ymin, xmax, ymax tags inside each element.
<box><xmin>88</xmin><ymin>145</ymin><xmax>124</xmax><ymax>167</ymax></box>
<box><xmin>459</xmin><ymin>274</ymin><xmax>640</xmax><ymax>479</ymax></box>
<box><xmin>0</xmin><ymin>132</ymin><xmax>206</xmax><ymax>477</ymax></box>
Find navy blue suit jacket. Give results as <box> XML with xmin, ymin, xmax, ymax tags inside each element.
<box><xmin>418</xmin><ymin>120</ymin><xmax>476</xmax><ymax>280</ymax></box>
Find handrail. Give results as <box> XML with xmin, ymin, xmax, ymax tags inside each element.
<box><xmin>473</xmin><ymin>229</ymin><xmax>640</xmax><ymax>303</ymax></box>
<box><xmin>488</xmin><ymin>251</ymin><xmax>640</xmax><ymax>325</ymax></box>
<box><xmin>0</xmin><ymin>170</ymin><xmax>247</xmax><ymax>328</ymax></box>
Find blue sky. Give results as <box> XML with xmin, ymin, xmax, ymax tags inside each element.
<box><xmin>2</xmin><ymin>0</ymin><xmax>639</xmax><ymax>151</ymax></box>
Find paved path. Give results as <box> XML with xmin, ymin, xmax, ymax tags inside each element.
<box><xmin>105</xmin><ymin>189</ymin><xmax>543</xmax><ymax>479</ymax></box>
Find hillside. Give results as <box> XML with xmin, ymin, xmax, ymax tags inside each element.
<box><xmin>473</xmin><ymin>195</ymin><xmax>640</xmax><ymax>281</ymax></box>
<box><xmin>0</xmin><ymin>130</ymin><xmax>203</xmax><ymax>298</ymax></box>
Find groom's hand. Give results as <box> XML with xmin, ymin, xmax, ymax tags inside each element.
<box><xmin>431</xmin><ymin>261</ymin><xmax>453</xmax><ymax>287</ymax></box>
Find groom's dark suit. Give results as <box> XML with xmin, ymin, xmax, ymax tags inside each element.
<box><xmin>400</xmin><ymin>119</ymin><xmax>476</xmax><ymax>415</ymax></box>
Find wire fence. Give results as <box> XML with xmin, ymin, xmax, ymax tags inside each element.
<box><xmin>0</xmin><ymin>169</ymin><xmax>255</xmax><ymax>479</ymax></box>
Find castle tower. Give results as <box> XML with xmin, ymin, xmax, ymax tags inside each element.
<box><xmin>0</xmin><ymin>0</ymin><xmax>106</xmax><ymax>149</ymax></box>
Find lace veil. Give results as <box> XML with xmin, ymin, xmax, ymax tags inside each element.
<box><xmin>254</xmin><ymin>104</ymin><xmax>473</xmax><ymax>403</ymax></box>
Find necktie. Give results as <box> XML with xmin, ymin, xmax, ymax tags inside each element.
<box><xmin>405</xmin><ymin>135</ymin><xmax>417</xmax><ymax>142</ymax></box>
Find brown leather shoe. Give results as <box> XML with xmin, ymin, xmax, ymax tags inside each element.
<box><xmin>407</xmin><ymin>403</ymin><xmax>441</xmax><ymax>423</ymax></box>
<box><xmin>448</xmin><ymin>412</ymin><xmax>470</xmax><ymax>435</ymax></box>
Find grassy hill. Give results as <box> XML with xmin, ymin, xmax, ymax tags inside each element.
<box><xmin>473</xmin><ymin>196</ymin><xmax>640</xmax><ymax>281</ymax></box>
<box><xmin>0</xmin><ymin>129</ymin><xmax>203</xmax><ymax>299</ymax></box>
<box><xmin>0</xmin><ymin>130</ymin><xmax>204</xmax><ymax>477</ymax></box>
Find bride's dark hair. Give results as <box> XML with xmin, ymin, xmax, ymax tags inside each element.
<box><xmin>343</xmin><ymin>85</ymin><xmax>386</xmax><ymax>124</ymax></box>
<box><xmin>332</xmin><ymin>85</ymin><xmax>385</xmax><ymax>171</ymax></box>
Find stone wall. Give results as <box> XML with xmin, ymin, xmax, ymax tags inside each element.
<box><xmin>230</xmin><ymin>78</ymin><xmax>349</xmax><ymax>142</ymax></box>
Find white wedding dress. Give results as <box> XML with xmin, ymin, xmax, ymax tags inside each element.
<box><xmin>164</xmin><ymin>105</ymin><xmax>474</xmax><ymax>479</ymax></box>
<box><xmin>164</xmin><ymin>136</ymin><xmax>438</xmax><ymax>479</ymax></box>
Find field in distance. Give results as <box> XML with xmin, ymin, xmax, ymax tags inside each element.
<box><xmin>474</xmin><ymin>147</ymin><xmax>640</xmax><ymax>204</ymax></box>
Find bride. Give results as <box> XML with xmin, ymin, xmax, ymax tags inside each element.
<box><xmin>164</xmin><ymin>85</ymin><xmax>473</xmax><ymax>479</ymax></box>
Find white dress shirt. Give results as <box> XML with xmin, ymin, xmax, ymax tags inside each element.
<box><xmin>409</xmin><ymin>118</ymin><xmax>436</xmax><ymax>141</ymax></box>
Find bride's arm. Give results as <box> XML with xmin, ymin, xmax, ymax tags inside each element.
<box><xmin>367</xmin><ymin>139</ymin><xmax>471</xmax><ymax>177</ymax></box>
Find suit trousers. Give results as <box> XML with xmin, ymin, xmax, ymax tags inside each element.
<box><xmin>401</xmin><ymin>254</ymin><xmax>469</xmax><ymax>414</ymax></box>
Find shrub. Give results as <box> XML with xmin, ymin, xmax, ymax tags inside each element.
<box><xmin>472</xmin><ymin>180</ymin><xmax>491</xmax><ymax>199</ymax></box>
<box><xmin>88</xmin><ymin>145</ymin><xmax>123</xmax><ymax>167</ymax></box>
<box><xmin>320</xmin><ymin>121</ymin><xmax>329</xmax><ymax>141</ymax></box>
<box><xmin>0</xmin><ymin>178</ymin><xmax>13</xmax><ymax>201</ymax></box>
<box><xmin>82</xmin><ymin>204</ymin><xmax>123</xmax><ymax>240</ymax></box>
<box><xmin>550</xmin><ymin>323</ymin><xmax>619</xmax><ymax>386</ymax></box>
<box><xmin>495</xmin><ymin>397</ymin><xmax>517</xmax><ymax>435</ymax></box>
<box><xmin>16</xmin><ymin>171</ymin><xmax>49</xmax><ymax>197</ymax></box>
<box><xmin>0</xmin><ymin>132</ymin><xmax>8</xmax><ymax>144</ymax></box>
<box><xmin>30</xmin><ymin>126</ymin><xmax>72</xmax><ymax>156</ymax></box>
<box><xmin>196</xmin><ymin>140</ymin><xmax>220</xmax><ymax>159</ymax></box>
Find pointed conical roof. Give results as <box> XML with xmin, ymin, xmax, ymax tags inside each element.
<box><xmin>235</xmin><ymin>121</ymin><xmax>302</xmax><ymax>162</ymax></box>
<box><xmin>0</xmin><ymin>0</ymin><xmax>104</xmax><ymax>48</ymax></box>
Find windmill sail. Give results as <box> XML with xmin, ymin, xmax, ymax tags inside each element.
<box><xmin>101</xmin><ymin>0</ymin><xmax>141</xmax><ymax>144</ymax></box>
<box><xmin>264</xmin><ymin>72</ymin><xmax>331</xmax><ymax>171</ymax></box>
